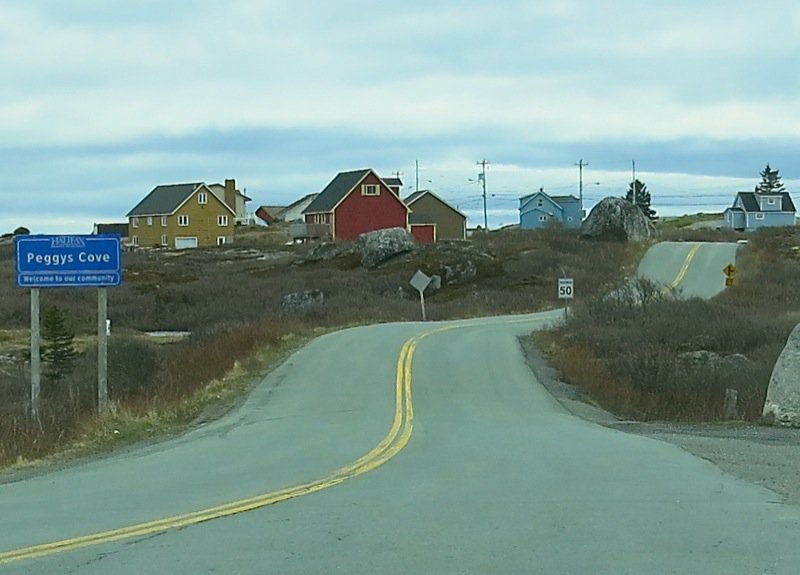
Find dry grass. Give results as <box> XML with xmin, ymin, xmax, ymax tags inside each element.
<box><xmin>536</xmin><ymin>226</ymin><xmax>800</xmax><ymax>423</ymax></box>
<box><xmin>0</xmin><ymin>228</ymin><xmax>642</xmax><ymax>467</ymax></box>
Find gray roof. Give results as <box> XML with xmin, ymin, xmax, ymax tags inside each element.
<box><xmin>384</xmin><ymin>177</ymin><xmax>403</xmax><ymax>189</ymax></box>
<box><xmin>303</xmin><ymin>170</ymin><xmax>372</xmax><ymax>214</ymax></box>
<box><xmin>550</xmin><ymin>195</ymin><xmax>579</xmax><ymax>204</ymax></box>
<box><xmin>126</xmin><ymin>183</ymin><xmax>203</xmax><ymax>217</ymax></box>
<box><xmin>94</xmin><ymin>223</ymin><xmax>129</xmax><ymax>236</ymax></box>
<box><xmin>404</xmin><ymin>189</ymin><xmax>466</xmax><ymax>219</ymax></box>
<box><xmin>404</xmin><ymin>190</ymin><xmax>425</xmax><ymax>204</ymax></box>
<box><xmin>735</xmin><ymin>191</ymin><xmax>796</xmax><ymax>212</ymax></box>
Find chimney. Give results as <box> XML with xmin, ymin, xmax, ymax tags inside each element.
<box><xmin>224</xmin><ymin>179</ymin><xmax>237</xmax><ymax>213</ymax></box>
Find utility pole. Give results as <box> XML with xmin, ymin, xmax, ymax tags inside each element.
<box><xmin>575</xmin><ymin>159</ymin><xmax>588</xmax><ymax>219</ymax></box>
<box><xmin>477</xmin><ymin>159</ymin><xmax>489</xmax><ymax>229</ymax></box>
<box><xmin>632</xmin><ymin>160</ymin><xmax>636</xmax><ymax>206</ymax></box>
<box><xmin>415</xmin><ymin>160</ymin><xmax>420</xmax><ymax>193</ymax></box>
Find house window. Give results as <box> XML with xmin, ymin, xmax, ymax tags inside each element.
<box><xmin>161</xmin><ymin>234</ymin><xmax>168</xmax><ymax>246</ymax></box>
<box><xmin>161</xmin><ymin>216</ymin><xmax>168</xmax><ymax>226</ymax></box>
<box><xmin>362</xmin><ymin>184</ymin><xmax>379</xmax><ymax>196</ymax></box>
<box><xmin>132</xmin><ymin>217</ymin><xmax>139</xmax><ymax>228</ymax></box>
<box><xmin>537</xmin><ymin>199</ymin><xmax>544</xmax><ymax>208</ymax></box>
<box><xmin>217</xmin><ymin>215</ymin><xmax>229</xmax><ymax>226</ymax></box>
<box><xmin>567</xmin><ymin>217</ymin><xmax>573</xmax><ymax>222</ymax></box>
<box><xmin>217</xmin><ymin>236</ymin><xmax>227</xmax><ymax>245</ymax></box>
<box><xmin>313</xmin><ymin>214</ymin><xmax>326</xmax><ymax>224</ymax></box>
<box><xmin>178</xmin><ymin>214</ymin><xmax>189</xmax><ymax>226</ymax></box>
<box><xmin>132</xmin><ymin>235</ymin><xmax>139</xmax><ymax>246</ymax></box>
<box><xmin>755</xmin><ymin>213</ymin><xmax>765</xmax><ymax>221</ymax></box>
<box><xmin>539</xmin><ymin>215</ymin><xmax>548</xmax><ymax>222</ymax></box>
<box><xmin>198</xmin><ymin>192</ymin><xmax>208</xmax><ymax>204</ymax></box>
<box><xmin>147</xmin><ymin>216</ymin><xmax>153</xmax><ymax>226</ymax></box>
<box><xmin>767</xmin><ymin>198</ymin><xmax>776</xmax><ymax>205</ymax></box>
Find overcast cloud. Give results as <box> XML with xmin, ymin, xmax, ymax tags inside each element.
<box><xmin>2</xmin><ymin>0</ymin><xmax>800</xmax><ymax>232</ymax></box>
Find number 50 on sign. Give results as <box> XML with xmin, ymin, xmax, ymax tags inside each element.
<box><xmin>558</xmin><ymin>278</ymin><xmax>574</xmax><ymax>299</ymax></box>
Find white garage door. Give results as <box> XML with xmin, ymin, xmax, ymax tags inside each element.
<box><xmin>174</xmin><ymin>237</ymin><xmax>198</xmax><ymax>250</ymax></box>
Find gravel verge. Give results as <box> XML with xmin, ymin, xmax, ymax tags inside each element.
<box><xmin>519</xmin><ymin>337</ymin><xmax>800</xmax><ymax>505</ymax></box>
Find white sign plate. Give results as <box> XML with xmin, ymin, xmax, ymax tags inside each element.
<box><xmin>558</xmin><ymin>278</ymin><xmax>574</xmax><ymax>299</ymax></box>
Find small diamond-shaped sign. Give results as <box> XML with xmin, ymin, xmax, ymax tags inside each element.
<box><xmin>410</xmin><ymin>270</ymin><xmax>432</xmax><ymax>293</ymax></box>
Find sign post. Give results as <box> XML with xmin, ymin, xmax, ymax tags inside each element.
<box><xmin>409</xmin><ymin>270</ymin><xmax>432</xmax><ymax>321</ymax></box>
<box><xmin>15</xmin><ymin>235</ymin><xmax>122</xmax><ymax>418</ymax></box>
<box><xmin>30</xmin><ymin>288</ymin><xmax>41</xmax><ymax>422</ymax></box>
<box><xmin>558</xmin><ymin>277</ymin><xmax>574</xmax><ymax>321</ymax></box>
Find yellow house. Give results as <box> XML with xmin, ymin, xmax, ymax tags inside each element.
<box><xmin>126</xmin><ymin>181</ymin><xmax>236</xmax><ymax>249</ymax></box>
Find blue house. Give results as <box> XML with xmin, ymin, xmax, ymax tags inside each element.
<box><xmin>723</xmin><ymin>191</ymin><xmax>796</xmax><ymax>231</ymax></box>
<box><xmin>519</xmin><ymin>189</ymin><xmax>582</xmax><ymax>230</ymax></box>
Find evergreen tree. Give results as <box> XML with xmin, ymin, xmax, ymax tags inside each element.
<box><xmin>755</xmin><ymin>164</ymin><xmax>786</xmax><ymax>194</ymax></box>
<box><xmin>41</xmin><ymin>306</ymin><xmax>78</xmax><ymax>385</ymax></box>
<box><xmin>624</xmin><ymin>179</ymin><xmax>657</xmax><ymax>220</ymax></box>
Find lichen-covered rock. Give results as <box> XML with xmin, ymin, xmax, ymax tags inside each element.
<box><xmin>580</xmin><ymin>197</ymin><xmax>658</xmax><ymax>242</ymax></box>
<box><xmin>356</xmin><ymin>228</ymin><xmax>416</xmax><ymax>268</ymax></box>
<box><xmin>676</xmin><ymin>350</ymin><xmax>750</xmax><ymax>372</ymax></box>
<box><xmin>306</xmin><ymin>241</ymin><xmax>344</xmax><ymax>262</ymax></box>
<box><xmin>763</xmin><ymin>324</ymin><xmax>800</xmax><ymax>427</ymax></box>
<box><xmin>442</xmin><ymin>260</ymin><xmax>477</xmax><ymax>285</ymax></box>
<box><xmin>281</xmin><ymin>289</ymin><xmax>324</xmax><ymax>312</ymax></box>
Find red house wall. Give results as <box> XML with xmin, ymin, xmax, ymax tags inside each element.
<box><xmin>411</xmin><ymin>224</ymin><xmax>436</xmax><ymax>244</ymax></box>
<box><xmin>333</xmin><ymin>173</ymin><xmax>408</xmax><ymax>240</ymax></box>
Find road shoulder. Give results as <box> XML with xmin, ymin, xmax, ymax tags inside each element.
<box><xmin>519</xmin><ymin>336</ymin><xmax>800</xmax><ymax>505</ymax></box>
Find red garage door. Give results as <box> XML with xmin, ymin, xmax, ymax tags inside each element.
<box><xmin>411</xmin><ymin>224</ymin><xmax>436</xmax><ymax>244</ymax></box>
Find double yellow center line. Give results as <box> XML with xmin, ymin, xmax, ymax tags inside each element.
<box><xmin>1</xmin><ymin>317</ymin><xmax>547</xmax><ymax>566</ymax></box>
<box><xmin>0</xmin><ymin>332</ymin><xmax>429</xmax><ymax>566</ymax></box>
<box><xmin>669</xmin><ymin>243</ymin><xmax>701</xmax><ymax>290</ymax></box>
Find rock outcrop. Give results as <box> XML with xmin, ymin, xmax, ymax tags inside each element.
<box><xmin>281</xmin><ymin>289</ymin><xmax>324</xmax><ymax>312</ymax></box>
<box><xmin>305</xmin><ymin>241</ymin><xmax>344</xmax><ymax>262</ymax></box>
<box><xmin>356</xmin><ymin>228</ymin><xmax>416</xmax><ymax>268</ymax></box>
<box><xmin>763</xmin><ymin>323</ymin><xmax>800</xmax><ymax>426</ymax></box>
<box><xmin>580</xmin><ymin>197</ymin><xmax>658</xmax><ymax>242</ymax></box>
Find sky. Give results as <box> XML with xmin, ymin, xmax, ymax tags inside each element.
<box><xmin>3</xmin><ymin>0</ymin><xmax>800</xmax><ymax>233</ymax></box>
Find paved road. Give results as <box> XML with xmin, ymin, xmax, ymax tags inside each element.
<box><xmin>2</xmin><ymin>308</ymin><xmax>799</xmax><ymax>573</ymax></box>
<box><xmin>637</xmin><ymin>241</ymin><xmax>739</xmax><ymax>298</ymax></box>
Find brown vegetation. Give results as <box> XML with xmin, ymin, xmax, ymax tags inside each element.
<box><xmin>0</xmin><ymin>227</ymin><xmax>641</xmax><ymax>467</ymax></box>
<box><xmin>537</xmin><ymin>227</ymin><xmax>800</xmax><ymax>422</ymax></box>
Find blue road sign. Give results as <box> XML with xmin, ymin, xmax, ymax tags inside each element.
<box><xmin>15</xmin><ymin>235</ymin><xmax>122</xmax><ymax>288</ymax></box>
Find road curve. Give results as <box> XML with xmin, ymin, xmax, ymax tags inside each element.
<box><xmin>637</xmin><ymin>241</ymin><xmax>739</xmax><ymax>298</ymax></box>
<box><xmin>2</xmin><ymin>310</ymin><xmax>799</xmax><ymax>573</ymax></box>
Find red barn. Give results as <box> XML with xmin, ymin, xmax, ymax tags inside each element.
<box><xmin>301</xmin><ymin>169</ymin><xmax>410</xmax><ymax>241</ymax></box>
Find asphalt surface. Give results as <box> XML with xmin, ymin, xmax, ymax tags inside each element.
<box><xmin>637</xmin><ymin>241</ymin><xmax>739</xmax><ymax>298</ymax></box>
<box><xmin>3</xmin><ymin>241</ymin><xmax>799</xmax><ymax>573</ymax></box>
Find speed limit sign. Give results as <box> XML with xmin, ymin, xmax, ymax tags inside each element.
<box><xmin>558</xmin><ymin>278</ymin><xmax>574</xmax><ymax>299</ymax></box>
